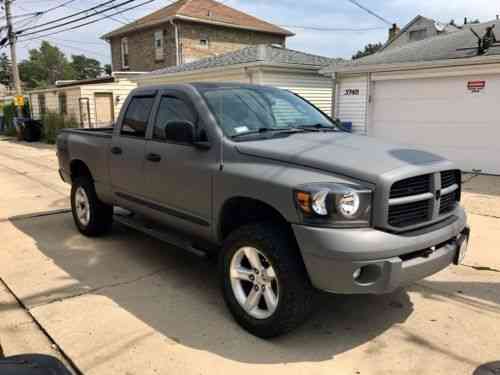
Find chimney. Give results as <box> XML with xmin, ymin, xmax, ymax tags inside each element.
<box><xmin>388</xmin><ymin>23</ymin><xmax>400</xmax><ymax>42</ymax></box>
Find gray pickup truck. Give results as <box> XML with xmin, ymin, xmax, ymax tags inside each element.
<box><xmin>57</xmin><ymin>83</ymin><xmax>470</xmax><ymax>338</ymax></box>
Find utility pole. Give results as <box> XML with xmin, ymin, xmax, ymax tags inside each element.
<box><xmin>3</xmin><ymin>0</ymin><xmax>22</xmax><ymax>117</ymax></box>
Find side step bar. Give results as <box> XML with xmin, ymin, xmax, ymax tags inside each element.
<box><xmin>113</xmin><ymin>209</ymin><xmax>208</xmax><ymax>258</ymax></box>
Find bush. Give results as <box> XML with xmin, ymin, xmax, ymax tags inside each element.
<box><xmin>42</xmin><ymin>111</ymin><xmax>78</xmax><ymax>144</ymax></box>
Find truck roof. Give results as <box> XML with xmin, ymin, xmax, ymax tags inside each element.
<box><xmin>131</xmin><ymin>82</ymin><xmax>276</xmax><ymax>95</ymax></box>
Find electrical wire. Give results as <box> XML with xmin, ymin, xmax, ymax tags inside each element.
<box><xmin>346</xmin><ymin>0</ymin><xmax>393</xmax><ymax>26</ymax></box>
<box><xmin>16</xmin><ymin>0</ymin><xmax>158</xmax><ymax>41</ymax></box>
<box><xmin>280</xmin><ymin>24</ymin><xmax>386</xmax><ymax>32</ymax></box>
<box><xmin>16</xmin><ymin>0</ymin><xmax>123</xmax><ymax>34</ymax></box>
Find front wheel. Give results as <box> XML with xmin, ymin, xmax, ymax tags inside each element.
<box><xmin>220</xmin><ymin>223</ymin><xmax>313</xmax><ymax>338</ymax></box>
<box><xmin>71</xmin><ymin>177</ymin><xmax>113</xmax><ymax>237</ymax></box>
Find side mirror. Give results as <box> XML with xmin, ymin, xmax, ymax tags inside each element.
<box><xmin>165</xmin><ymin>120</ymin><xmax>195</xmax><ymax>143</ymax></box>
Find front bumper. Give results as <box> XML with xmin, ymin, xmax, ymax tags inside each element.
<box><xmin>293</xmin><ymin>206</ymin><xmax>468</xmax><ymax>294</ymax></box>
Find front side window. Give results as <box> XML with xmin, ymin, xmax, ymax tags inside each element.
<box><xmin>200</xmin><ymin>86</ymin><xmax>335</xmax><ymax>138</ymax></box>
<box><xmin>154</xmin><ymin>96</ymin><xmax>196</xmax><ymax>141</ymax></box>
<box><xmin>154</xmin><ymin>30</ymin><xmax>164</xmax><ymax>60</ymax></box>
<box><xmin>58</xmin><ymin>92</ymin><xmax>67</xmax><ymax>115</ymax></box>
<box><xmin>121</xmin><ymin>37</ymin><xmax>129</xmax><ymax>69</ymax></box>
<box><xmin>121</xmin><ymin>96</ymin><xmax>155</xmax><ymax>138</ymax></box>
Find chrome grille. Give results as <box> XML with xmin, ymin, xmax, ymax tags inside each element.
<box><xmin>387</xmin><ymin>170</ymin><xmax>461</xmax><ymax>230</ymax></box>
<box><xmin>390</xmin><ymin>174</ymin><xmax>432</xmax><ymax>198</ymax></box>
<box><xmin>389</xmin><ymin>199</ymin><xmax>432</xmax><ymax>227</ymax></box>
<box><xmin>441</xmin><ymin>170</ymin><xmax>459</xmax><ymax>189</ymax></box>
<box><xmin>439</xmin><ymin>190</ymin><xmax>459</xmax><ymax>214</ymax></box>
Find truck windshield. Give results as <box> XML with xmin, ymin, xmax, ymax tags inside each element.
<box><xmin>200</xmin><ymin>86</ymin><xmax>337</xmax><ymax>138</ymax></box>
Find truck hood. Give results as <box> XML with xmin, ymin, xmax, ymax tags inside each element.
<box><xmin>235</xmin><ymin>132</ymin><xmax>447</xmax><ymax>183</ymax></box>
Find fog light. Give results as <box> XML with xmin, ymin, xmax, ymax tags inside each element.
<box><xmin>353</xmin><ymin>268</ymin><xmax>362</xmax><ymax>280</ymax></box>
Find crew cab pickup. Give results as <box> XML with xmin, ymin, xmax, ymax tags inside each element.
<box><xmin>57</xmin><ymin>83</ymin><xmax>470</xmax><ymax>338</ymax></box>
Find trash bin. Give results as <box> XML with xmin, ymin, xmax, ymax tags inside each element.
<box><xmin>15</xmin><ymin>118</ymin><xmax>43</xmax><ymax>142</ymax></box>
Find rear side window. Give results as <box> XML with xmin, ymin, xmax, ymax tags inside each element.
<box><xmin>153</xmin><ymin>96</ymin><xmax>196</xmax><ymax>141</ymax></box>
<box><xmin>121</xmin><ymin>96</ymin><xmax>155</xmax><ymax>138</ymax></box>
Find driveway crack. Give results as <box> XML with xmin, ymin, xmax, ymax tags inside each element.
<box><xmin>29</xmin><ymin>267</ymin><xmax>169</xmax><ymax>309</ymax></box>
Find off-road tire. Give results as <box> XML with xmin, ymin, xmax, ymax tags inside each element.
<box><xmin>220</xmin><ymin>223</ymin><xmax>314</xmax><ymax>338</ymax></box>
<box><xmin>71</xmin><ymin>177</ymin><xmax>113</xmax><ymax>237</ymax></box>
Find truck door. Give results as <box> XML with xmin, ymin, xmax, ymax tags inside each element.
<box><xmin>110</xmin><ymin>93</ymin><xmax>156</xmax><ymax>202</ymax></box>
<box><xmin>143</xmin><ymin>90</ymin><xmax>214</xmax><ymax>236</ymax></box>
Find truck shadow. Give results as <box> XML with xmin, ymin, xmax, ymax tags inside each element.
<box><xmin>10</xmin><ymin>213</ymin><xmax>413</xmax><ymax>365</ymax></box>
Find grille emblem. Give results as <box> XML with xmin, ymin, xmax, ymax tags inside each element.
<box><xmin>435</xmin><ymin>190</ymin><xmax>441</xmax><ymax>200</ymax></box>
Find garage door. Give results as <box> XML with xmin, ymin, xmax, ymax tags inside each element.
<box><xmin>371</xmin><ymin>74</ymin><xmax>500</xmax><ymax>175</ymax></box>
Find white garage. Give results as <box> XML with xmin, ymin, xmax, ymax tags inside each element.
<box><xmin>371</xmin><ymin>72</ymin><xmax>500</xmax><ymax>175</ymax></box>
<box><xmin>134</xmin><ymin>44</ymin><xmax>335</xmax><ymax>116</ymax></box>
<box><xmin>323</xmin><ymin>19</ymin><xmax>500</xmax><ymax>175</ymax></box>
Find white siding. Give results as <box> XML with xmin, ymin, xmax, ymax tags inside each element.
<box><xmin>260</xmin><ymin>70</ymin><xmax>333</xmax><ymax>116</ymax></box>
<box><xmin>336</xmin><ymin>74</ymin><xmax>369</xmax><ymax>134</ymax></box>
<box><xmin>137</xmin><ymin>69</ymin><xmax>250</xmax><ymax>86</ymax></box>
<box><xmin>28</xmin><ymin>78</ymin><xmax>136</xmax><ymax>127</ymax></box>
<box><xmin>78</xmin><ymin>77</ymin><xmax>137</xmax><ymax>127</ymax></box>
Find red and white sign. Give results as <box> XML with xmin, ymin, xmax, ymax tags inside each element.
<box><xmin>467</xmin><ymin>80</ymin><xmax>486</xmax><ymax>93</ymax></box>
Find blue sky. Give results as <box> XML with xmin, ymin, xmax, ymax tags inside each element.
<box><xmin>11</xmin><ymin>0</ymin><xmax>500</xmax><ymax>65</ymax></box>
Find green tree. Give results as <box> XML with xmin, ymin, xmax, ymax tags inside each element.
<box><xmin>0</xmin><ymin>53</ymin><xmax>11</xmax><ymax>88</ymax></box>
<box><xmin>104</xmin><ymin>64</ymin><xmax>112</xmax><ymax>75</ymax></box>
<box><xmin>352</xmin><ymin>42</ymin><xmax>383</xmax><ymax>60</ymax></box>
<box><xmin>19</xmin><ymin>41</ymin><xmax>75</xmax><ymax>89</ymax></box>
<box><xmin>70</xmin><ymin>54</ymin><xmax>102</xmax><ymax>80</ymax></box>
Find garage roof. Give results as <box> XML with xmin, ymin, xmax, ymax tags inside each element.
<box><xmin>322</xmin><ymin>19</ymin><xmax>500</xmax><ymax>74</ymax></box>
<box><xmin>102</xmin><ymin>0</ymin><xmax>293</xmax><ymax>39</ymax></box>
<box><xmin>141</xmin><ymin>45</ymin><xmax>336</xmax><ymax>77</ymax></box>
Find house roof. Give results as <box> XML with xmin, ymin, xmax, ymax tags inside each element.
<box><xmin>102</xmin><ymin>0</ymin><xmax>293</xmax><ymax>39</ymax></box>
<box><xmin>140</xmin><ymin>44</ymin><xmax>335</xmax><ymax>77</ymax></box>
<box><xmin>321</xmin><ymin>19</ymin><xmax>500</xmax><ymax>74</ymax></box>
<box><xmin>381</xmin><ymin>15</ymin><xmax>460</xmax><ymax>51</ymax></box>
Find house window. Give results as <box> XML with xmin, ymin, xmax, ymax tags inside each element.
<box><xmin>38</xmin><ymin>94</ymin><xmax>46</xmax><ymax>116</ymax></box>
<box><xmin>121</xmin><ymin>37</ymin><xmax>129</xmax><ymax>69</ymax></box>
<box><xmin>199</xmin><ymin>38</ymin><xmax>209</xmax><ymax>48</ymax></box>
<box><xmin>154</xmin><ymin>30</ymin><xmax>164</xmax><ymax>61</ymax></box>
<box><xmin>409</xmin><ymin>29</ymin><xmax>427</xmax><ymax>41</ymax></box>
<box><xmin>58</xmin><ymin>92</ymin><xmax>67</xmax><ymax>115</ymax></box>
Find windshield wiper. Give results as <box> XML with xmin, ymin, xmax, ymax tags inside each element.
<box><xmin>297</xmin><ymin>124</ymin><xmax>339</xmax><ymax>132</ymax></box>
<box><xmin>231</xmin><ymin>127</ymin><xmax>305</xmax><ymax>138</ymax></box>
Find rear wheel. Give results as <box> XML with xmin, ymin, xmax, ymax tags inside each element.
<box><xmin>71</xmin><ymin>177</ymin><xmax>113</xmax><ymax>236</ymax></box>
<box><xmin>220</xmin><ymin>223</ymin><xmax>313</xmax><ymax>338</ymax></box>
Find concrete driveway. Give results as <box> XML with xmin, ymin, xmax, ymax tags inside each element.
<box><xmin>1</xmin><ymin>137</ymin><xmax>500</xmax><ymax>375</ymax></box>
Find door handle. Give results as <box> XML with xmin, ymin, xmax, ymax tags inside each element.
<box><xmin>146</xmin><ymin>153</ymin><xmax>162</xmax><ymax>162</ymax></box>
<box><xmin>111</xmin><ymin>146</ymin><xmax>122</xmax><ymax>155</ymax></box>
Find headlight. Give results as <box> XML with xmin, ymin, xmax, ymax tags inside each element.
<box><xmin>294</xmin><ymin>183</ymin><xmax>372</xmax><ymax>227</ymax></box>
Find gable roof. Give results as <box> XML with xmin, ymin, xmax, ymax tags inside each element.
<box><xmin>321</xmin><ymin>19</ymin><xmax>500</xmax><ymax>74</ymax></box>
<box><xmin>140</xmin><ymin>44</ymin><xmax>335</xmax><ymax>77</ymax></box>
<box><xmin>102</xmin><ymin>0</ymin><xmax>293</xmax><ymax>39</ymax></box>
<box><xmin>381</xmin><ymin>15</ymin><xmax>460</xmax><ymax>51</ymax></box>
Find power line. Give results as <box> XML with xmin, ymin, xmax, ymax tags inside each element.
<box><xmin>346</xmin><ymin>0</ymin><xmax>392</xmax><ymax>26</ymax></box>
<box><xmin>16</xmin><ymin>0</ymin><xmax>121</xmax><ymax>34</ymax></box>
<box><xmin>280</xmin><ymin>24</ymin><xmax>386</xmax><ymax>32</ymax></box>
<box><xmin>42</xmin><ymin>0</ymin><xmax>80</xmax><ymax>14</ymax></box>
<box><xmin>62</xmin><ymin>3</ymin><xmax>130</xmax><ymax>25</ymax></box>
<box><xmin>16</xmin><ymin>0</ymin><xmax>158</xmax><ymax>41</ymax></box>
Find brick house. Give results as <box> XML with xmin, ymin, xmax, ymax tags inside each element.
<box><xmin>101</xmin><ymin>0</ymin><xmax>293</xmax><ymax>72</ymax></box>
